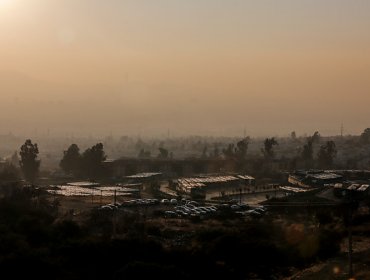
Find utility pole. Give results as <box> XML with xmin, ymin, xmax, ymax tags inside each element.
<box><xmin>348</xmin><ymin>202</ymin><xmax>353</xmax><ymax>278</ymax></box>
<box><xmin>112</xmin><ymin>209</ymin><xmax>117</xmax><ymax>239</ymax></box>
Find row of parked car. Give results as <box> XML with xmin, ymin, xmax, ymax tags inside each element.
<box><xmin>164</xmin><ymin>200</ymin><xmax>267</xmax><ymax>219</ymax></box>
<box><xmin>237</xmin><ymin>206</ymin><xmax>267</xmax><ymax>217</ymax></box>
<box><xmin>98</xmin><ymin>197</ymin><xmax>192</xmax><ymax>211</ymax></box>
<box><xmin>98</xmin><ymin>197</ymin><xmax>267</xmax><ymax>219</ymax></box>
<box><xmin>164</xmin><ymin>200</ymin><xmax>217</xmax><ymax>218</ymax></box>
<box><xmin>98</xmin><ymin>198</ymin><xmax>160</xmax><ymax>210</ymax></box>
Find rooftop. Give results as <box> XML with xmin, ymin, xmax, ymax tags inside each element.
<box><xmin>126</xmin><ymin>172</ymin><xmax>162</xmax><ymax>179</ymax></box>
<box><xmin>308</xmin><ymin>173</ymin><xmax>342</xmax><ymax>180</ymax></box>
<box><xmin>67</xmin><ymin>181</ymin><xmax>100</xmax><ymax>187</ymax></box>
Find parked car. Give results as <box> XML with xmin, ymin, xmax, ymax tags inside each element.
<box><xmin>209</xmin><ymin>206</ymin><xmax>218</xmax><ymax>211</ymax></box>
<box><xmin>176</xmin><ymin>210</ymin><xmax>189</xmax><ymax>217</ymax></box>
<box><xmin>161</xmin><ymin>199</ymin><xmax>170</xmax><ymax>204</ymax></box>
<box><xmin>164</xmin><ymin>210</ymin><xmax>178</xmax><ymax>218</ymax></box>
<box><xmin>237</xmin><ymin>203</ymin><xmax>250</xmax><ymax>210</ymax></box>
<box><xmin>254</xmin><ymin>207</ymin><xmax>266</xmax><ymax>214</ymax></box>
<box><xmin>230</xmin><ymin>204</ymin><xmax>241</xmax><ymax>211</ymax></box>
<box><xmin>187</xmin><ymin>200</ymin><xmax>200</xmax><ymax>207</ymax></box>
<box><xmin>246</xmin><ymin>209</ymin><xmax>262</xmax><ymax>218</ymax></box>
<box><xmin>99</xmin><ymin>205</ymin><xmax>114</xmax><ymax>211</ymax></box>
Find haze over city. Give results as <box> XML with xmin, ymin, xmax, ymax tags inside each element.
<box><xmin>1</xmin><ymin>0</ymin><xmax>369</xmax><ymax>137</ymax></box>
<box><xmin>2</xmin><ymin>2</ymin><xmax>370</xmax><ymax>280</ymax></box>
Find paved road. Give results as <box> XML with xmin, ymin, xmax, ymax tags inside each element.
<box><xmin>207</xmin><ymin>190</ymin><xmax>286</xmax><ymax>206</ymax></box>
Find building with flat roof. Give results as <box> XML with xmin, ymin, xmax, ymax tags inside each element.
<box><xmin>176</xmin><ymin>174</ymin><xmax>255</xmax><ymax>199</ymax></box>
<box><xmin>104</xmin><ymin>157</ymin><xmax>240</xmax><ymax>178</ymax></box>
<box><xmin>67</xmin><ymin>181</ymin><xmax>101</xmax><ymax>187</ymax></box>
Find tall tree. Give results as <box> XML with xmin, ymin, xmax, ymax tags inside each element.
<box><xmin>158</xmin><ymin>147</ymin><xmax>169</xmax><ymax>159</ymax></box>
<box><xmin>317</xmin><ymin>141</ymin><xmax>337</xmax><ymax>169</ymax></box>
<box><xmin>312</xmin><ymin>131</ymin><xmax>321</xmax><ymax>144</ymax></box>
<box><xmin>291</xmin><ymin>131</ymin><xmax>297</xmax><ymax>140</ymax></box>
<box><xmin>19</xmin><ymin>139</ymin><xmax>40</xmax><ymax>183</ymax></box>
<box><xmin>81</xmin><ymin>143</ymin><xmax>107</xmax><ymax>179</ymax></box>
<box><xmin>261</xmin><ymin>137</ymin><xmax>278</xmax><ymax>159</ymax></box>
<box><xmin>223</xmin><ymin>143</ymin><xmax>235</xmax><ymax>158</ymax></box>
<box><xmin>301</xmin><ymin>138</ymin><xmax>314</xmax><ymax>168</ymax></box>
<box><xmin>60</xmin><ymin>144</ymin><xmax>81</xmax><ymax>176</ymax></box>
<box><xmin>360</xmin><ymin>128</ymin><xmax>370</xmax><ymax>144</ymax></box>
<box><xmin>236</xmin><ymin>137</ymin><xmax>250</xmax><ymax>160</ymax></box>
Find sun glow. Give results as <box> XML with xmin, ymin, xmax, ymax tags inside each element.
<box><xmin>0</xmin><ymin>0</ymin><xmax>11</xmax><ymax>6</ymax></box>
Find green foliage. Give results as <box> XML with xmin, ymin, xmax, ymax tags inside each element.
<box><xmin>19</xmin><ymin>139</ymin><xmax>40</xmax><ymax>183</ymax></box>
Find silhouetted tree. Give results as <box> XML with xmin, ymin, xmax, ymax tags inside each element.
<box><xmin>81</xmin><ymin>143</ymin><xmax>107</xmax><ymax>179</ymax></box>
<box><xmin>360</xmin><ymin>128</ymin><xmax>370</xmax><ymax>144</ymax></box>
<box><xmin>19</xmin><ymin>139</ymin><xmax>40</xmax><ymax>183</ymax></box>
<box><xmin>317</xmin><ymin>141</ymin><xmax>337</xmax><ymax>169</ymax></box>
<box><xmin>301</xmin><ymin>138</ymin><xmax>314</xmax><ymax>168</ymax></box>
<box><xmin>236</xmin><ymin>137</ymin><xmax>250</xmax><ymax>160</ymax></box>
<box><xmin>223</xmin><ymin>143</ymin><xmax>235</xmax><ymax>158</ymax></box>
<box><xmin>261</xmin><ymin>138</ymin><xmax>278</xmax><ymax>159</ymax></box>
<box><xmin>60</xmin><ymin>144</ymin><xmax>81</xmax><ymax>176</ymax></box>
<box><xmin>312</xmin><ymin>131</ymin><xmax>321</xmax><ymax>144</ymax></box>
<box><xmin>291</xmin><ymin>131</ymin><xmax>297</xmax><ymax>140</ymax></box>
<box><xmin>158</xmin><ymin>147</ymin><xmax>169</xmax><ymax>159</ymax></box>
<box><xmin>138</xmin><ymin>149</ymin><xmax>151</xmax><ymax>158</ymax></box>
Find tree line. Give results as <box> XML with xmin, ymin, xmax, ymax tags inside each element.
<box><xmin>59</xmin><ymin>143</ymin><xmax>107</xmax><ymax>179</ymax></box>
<box><xmin>2</xmin><ymin>127</ymin><xmax>369</xmax><ymax>183</ymax></box>
<box><xmin>0</xmin><ymin>140</ymin><xmax>108</xmax><ymax>184</ymax></box>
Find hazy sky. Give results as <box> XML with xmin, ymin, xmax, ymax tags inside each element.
<box><xmin>0</xmin><ymin>0</ymin><xmax>369</xmax><ymax>137</ymax></box>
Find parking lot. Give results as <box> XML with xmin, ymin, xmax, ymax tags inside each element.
<box><xmin>97</xmin><ymin>197</ymin><xmax>268</xmax><ymax>220</ymax></box>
